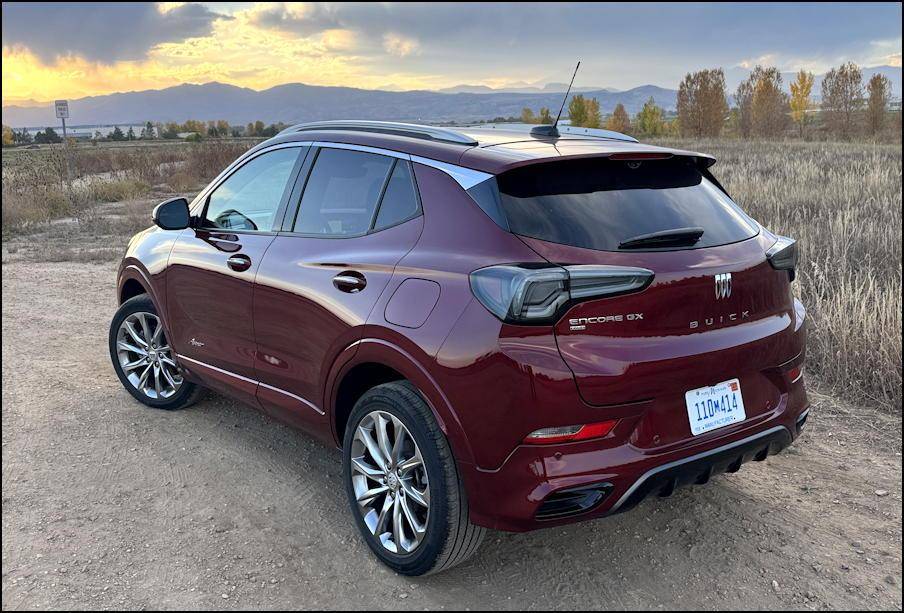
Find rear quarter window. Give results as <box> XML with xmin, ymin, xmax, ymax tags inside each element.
<box><xmin>495</xmin><ymin>157</ymin><xmax>758</xmax><ymax>251</ymax></box>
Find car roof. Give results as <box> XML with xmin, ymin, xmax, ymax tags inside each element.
<box><xmin>261</xmin><ymin>122</ymin><xmax>716</xmax><ymax>175</ymax></box>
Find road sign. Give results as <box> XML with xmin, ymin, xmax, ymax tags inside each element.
<box><xmin>54</xmin><ymin>100</ymin><xmax>69</xmax><ymax>119</ymax></box>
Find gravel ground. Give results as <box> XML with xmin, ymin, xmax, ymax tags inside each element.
<box><xmin>2</xmin><ymin>260</ymin><xmax>902</xmax><ymax>610</ymax></box>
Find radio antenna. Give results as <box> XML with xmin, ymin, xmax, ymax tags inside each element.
<box><xmin>532</xmin><ymin>60</ymin><xmax>580</xmax><ymax>138</ymax></box>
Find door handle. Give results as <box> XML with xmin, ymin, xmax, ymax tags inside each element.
<box><xmin>226</xmin><ymin>253</ymin><xmax>252</xmax><ymax>272</ymax></box>
<box><xmin>333</xmin><ymin>271</ymin><xmax>367</xmax><ymax>293</ymax></box>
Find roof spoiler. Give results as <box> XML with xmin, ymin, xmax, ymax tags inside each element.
<box><xmin>531</xmin><ymin>124</ymin><xmax>638</xmax><ymax>143</ymax></box>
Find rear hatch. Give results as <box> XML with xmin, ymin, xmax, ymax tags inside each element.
<box><xmin>495</xmin><ymin>155</ymin><xmax>802</xmax><ymax>448</ymax></box>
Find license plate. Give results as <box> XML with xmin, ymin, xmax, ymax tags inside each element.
<box><xmin>685</xmin><ymin>378</ymin><xmax>746</xmax><ymax>436</ymax></box>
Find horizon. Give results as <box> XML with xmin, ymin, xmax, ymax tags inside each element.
<box><xmin>2</xmin><ymin>2</ymin><xmax>901</xmax><ymax>106</ymax></box>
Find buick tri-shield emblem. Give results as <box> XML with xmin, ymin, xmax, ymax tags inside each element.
<box><xmin>715</xmin><ymin>273</ymin><xmax>732</xmax><ymax>299</ymax></box>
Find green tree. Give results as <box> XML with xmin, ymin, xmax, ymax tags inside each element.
<box><xmin>34</xmin><ymin>127</ymin><xmax>62</xmax><ymax>144</ymax></box>
<box><xmin>866</xmin><ymin>73</ymin><xmax>891</xmax><ymax>136</ymax></box>
<box><xmin>13</xmin><ymin>128</ymin><xmax>33</xmax><ymax>145</ymax></box>
<box><xmin>677</xmin><ymin>68</ymin><xmax>728</xmax><ymax>137</ymax></box>
<box><xmin>568</xmin><ymin>94</ymin><xmax>588</xmax><ymax>127</ymax></box>
<box><xmin>538</xmin><ymin>107</ymin><xmax>553</xmax><ymax>124</ymax></box>
<box><xmin>520</xmin><ymin>107</ymin><xmax>537</xmax><ymax>124</ymax></box>
<box><xmin>821</xmin><ymin>62</ymin><xmax>863</xmax><ymax>140</ymax></box>
<box><xmin>634</xmin><ymin>97</ymin><xmax>665</xmax><ymax>137</ymax></box>
<box><xmin>1</xmin><ymin>124</ymin><xmax>13</xmax><ymax>147</ymax></box>
<box><xmin>109</xmin><ymin>126</ymin><xmax>126</xmax><ymax>141</ymax></box>
<box><xmin>126</xmin><ymin>126</ymin><xmax>136</xmax><ymax>141</ymax></box>
<box><xmin>789</xmin><ymin>70</ymin><xmax>814</xmax><ymax>137</ymax></box>
<box><xmin>584</xmin><ymin>97</ymin><xmax>602</xmax><ymax>128</ymax></box>
<box><xmin>604</xmin><ymin>103</ymin><xmax>631</xmax><ymax>133</ymax></box>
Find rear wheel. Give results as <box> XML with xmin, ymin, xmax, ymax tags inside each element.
<box><xmin>342</xmin><ymin>381</ymin><xmax>485</xmax><ymax>575</ymax></box>
<box><xmin>109</xmin><ymin>295</ymin><xmax>201</xmax><ymax>410</ymax></box>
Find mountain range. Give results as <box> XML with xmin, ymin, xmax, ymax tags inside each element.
<box><xmin>2</xmin><ymin>65</ymin><xmax>899</xmax><ymax>128</ymax></box>
<box><xmin>1</xmin><ymin>83</ymin><xmax>677</xmax><ymax>128</ymax></box>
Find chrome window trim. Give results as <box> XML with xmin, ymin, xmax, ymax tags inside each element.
<box><xmin>312</xmin><ymin>141</ymin><xmax>411</xmax><ymax>161</ymax></box>
<box><xmin>410</xmin><ymin>155</ymin><xmax>494</xmax><ymax>190</ymax></box>
<box><xmin>308</xmin><ymin>141</ymin><xmax>495</xmax><ymax>190</ymax></box>
<box><xmin>176</xmin><ymin>354</ymin><xmax>324</xmax><ymax>415</ymax></box>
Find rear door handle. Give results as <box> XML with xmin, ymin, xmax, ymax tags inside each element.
<box><xmin>333</xmin><ymin>271</ymin><xmax>367</xmax><ymax>293</ymax></box>
<box><xmin>227</xmin><ymin>254</ymin><xmax>252</xmax><ymax>272</ymax></box>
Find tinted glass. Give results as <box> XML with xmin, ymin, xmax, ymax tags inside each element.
<box><xmin>374</xmin><ymin>161</ymin><xmax>419</xmax><ymax>229</ymax></box>
<box><xmin>294</xmin><ymin>148</ymin><xmax>393</xmax><ymax>235</ymax></box>
<box><xmin>497</xmin><ymin>157</ymin><xmax>758</xmax><ymax>251</ymax></box>
<box><xmin>204</xmin><ymin>148</ymin><xmax>301</xmax><ymax>231</ymax></box>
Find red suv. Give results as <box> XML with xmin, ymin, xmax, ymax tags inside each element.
<box><xmin>109</xmin><ymin>120</ymin><xmax>808</xmax><ymax>575</ymax></box>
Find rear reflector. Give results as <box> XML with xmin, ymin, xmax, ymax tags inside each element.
<box><xmin>524</xmin><ymin>420</ymin><xmax>618</xmax><ymax>445</ymax></box>
<box><xmin>785</xmin><ymin>365</ymin><xmax>804</xmax><ymax>384</ymax></box>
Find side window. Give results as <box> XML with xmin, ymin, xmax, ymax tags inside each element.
<box><xmin>293</xmin><ymin>148</ymin><xmax>394</xmax><ymax>236</ymax></box>
<box><xmin>374</xmin><ymin>161</ymin><xmax>420</xmax><ymax>230</ymax></box>
<box><xmin>203</xmin><ymin>147</ymin><xmax>301</xmax><ymax>232</ymax></box>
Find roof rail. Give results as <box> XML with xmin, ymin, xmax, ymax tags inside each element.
<box><xmin>472</xmin><ymin>122</ymin><xmax>638</xmax><ymax>143</ymax></box>
<box><xmin>277</xmin><ymin>120</ymin><xmax>479</xmax><ymax>146</ymax></box>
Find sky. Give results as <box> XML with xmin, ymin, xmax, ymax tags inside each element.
<box><xmin>2</xmin><ymin>2</ymin><xmax>901</xmax><ymax>105</ymax></box>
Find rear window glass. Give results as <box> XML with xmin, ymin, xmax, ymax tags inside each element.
<box><xmin>495</xmin><ymin>157</ymin><xmax>757</xmax><ymax>251</ymax></box>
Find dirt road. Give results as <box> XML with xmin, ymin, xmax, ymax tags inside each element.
<box><xmin>2</xmin><ymin>261</ymin><xmax>901</xmax><ymax>610</ymax></box>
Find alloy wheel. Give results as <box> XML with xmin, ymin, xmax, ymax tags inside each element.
<box><xmin>350</xmin><ymin>410</ymin><xmax>430</xmax><ymax>554</ymax></box>
<box><xmin>115</xmin><ymin>312</ymin><xmax>183</xmax><ymax>400</ymax></box>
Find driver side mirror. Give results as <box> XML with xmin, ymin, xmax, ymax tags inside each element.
<box><xmin>152</xmin><ymin>197</ymin><xmax>191</xmax><ymax>230</ymax></box>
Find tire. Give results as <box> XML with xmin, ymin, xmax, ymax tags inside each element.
<box><xmin>342</xmin><ymin>381</ymin><xmax>485</xmax><ymax>576</ymax></box>
<box><xmin>109</xmin><ymin>294</ymin><xmax>201</xmax><ymax>410</ymax></box>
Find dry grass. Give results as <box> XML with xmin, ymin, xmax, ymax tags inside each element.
<box><xmin>1</xmin><ymin>140</ymin><xmax>254</xmax><ymax>231</ymax></box>
<box><xmin>657</xmin><ymin>139</ymin><xmax>902</xmax><ymax>411</ymax></box>
<box><xmin>3</xmin><ymin>138</ymin><xmax>901</xmax><ymax>412</ymax></box>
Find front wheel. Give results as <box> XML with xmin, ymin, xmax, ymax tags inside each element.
<box><xmin>109</xmin><ymin>294</ymin><xmax>201</xmax><ymax>410</ymax></box>
<box><xmin>342</xmin><ymin>381</ymin><xmax>485</xmax><ymax>575</ymax></box>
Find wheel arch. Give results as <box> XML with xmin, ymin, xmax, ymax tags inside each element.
<box><xmin>116</xmin><ymin>263</ymin><xmax>172</xmax><ymax>337</ymax></box>
<box><xmin>326</xmin><ymin>338</ymin><xmax>476</xmax><ymax>466</ymax></box>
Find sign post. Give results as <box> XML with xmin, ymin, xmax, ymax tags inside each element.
<box><xmin>54</xmin><ymin>100</ymin><xmax>69</xmax><ymax>139</ymax></box>
<box><xmin>54</xmin><ymin>100</ymin><xmax>71</xmax><ymax>185</ymax></box>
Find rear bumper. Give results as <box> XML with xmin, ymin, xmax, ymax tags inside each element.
<box><xmin>461</xmin><ymin>387</ymin><xmax>808</xmax><ymax>532</ymax></box>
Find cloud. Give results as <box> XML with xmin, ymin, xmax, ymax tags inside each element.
<box><xmin>382</xmin><ymin>33</ymin><xmax>420</xmax><ymax>58</ymax></box>
<box><xmin>1</xmin><ymin>2</ymin><xmax>227</xmax><ymax>63</ymax></box>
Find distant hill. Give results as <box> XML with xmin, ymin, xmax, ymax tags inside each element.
<box><xmin>439</xmin><ymin>82</ymin><xmax>619</xmax><ymax>94</ymax></box>
<box><xmin>2</xmin><ymin>82</ymin><xmax>677</xmax><ymax>128</ymax></box>
<box><xmin>5</xmin><ymin>64</ymin><xmax>900</xmax><ymax>129</ymax></box>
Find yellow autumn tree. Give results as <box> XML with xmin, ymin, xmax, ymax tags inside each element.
<box><xmin>789</xmin><ymin>70</ymin><xmax>814</xmax><ymax>137</ymax></box>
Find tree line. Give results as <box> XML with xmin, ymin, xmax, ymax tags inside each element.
<box><xmin>676</xmin><ymin>62</ymin><xmax>896</xmax><ymax>139</ymax></box>
<box><xmin>518</xmin><ymin>61</ymin><xmax>899</xmax><ymax>140</ymax></box>
<box><xmin>1</xmin><ymin>119</ymin><xmax>289</xmax><ymax>147</ymax></box>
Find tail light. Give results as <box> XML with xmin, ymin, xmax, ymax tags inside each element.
<box><xmin>470</xmin><ymin>264</ymin><xmax>653</xmax><ymax>324</ymax></box>
<box><xmin>766</xmin><ymin>236</ymin><xmax>799</xmax><ymax>281</ymax></box>
<box><xmin>524</xmin><ymin>420</ymin><xmax>618</xmax><ymax>445</ymax></box>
